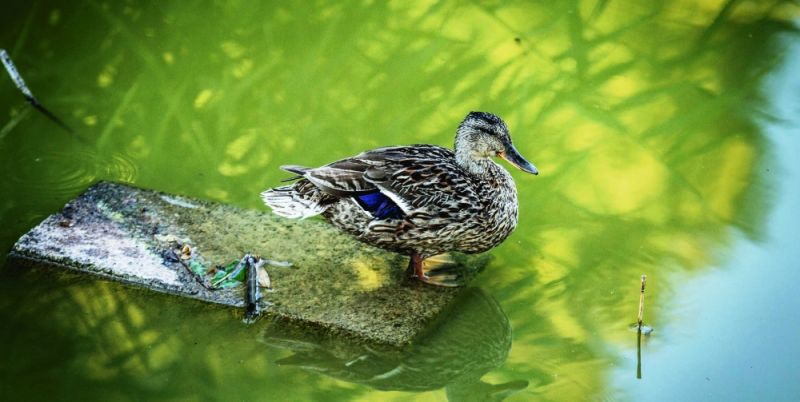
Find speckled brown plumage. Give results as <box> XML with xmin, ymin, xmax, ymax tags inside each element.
<box><xmin>261</xmin><ymin>112</ymin><xmax>538</xmax><ymax>285</ymax></box>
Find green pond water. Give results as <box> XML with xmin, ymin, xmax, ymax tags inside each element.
<box><xmin>2</xmin><ymin>1</ymin><xmax>800</xmax><ymax>401</ymax></box>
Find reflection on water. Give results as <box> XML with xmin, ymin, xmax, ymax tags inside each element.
<box><xmin>262</xmin><ymin>288</ymin><xmax>527</xmax><ymax>401</ymax></box>
<box><xmin>1</xmin><ymin>0</ymin><xmax>799</xmax><ymax>401</ymax></box>
<box><xmin>8</xmin><ymin>150</ymin><xmax>138</xmax><ymax>200</ymax></box>
<box><xmin>0</xmin><ymin>268</ymin><xmax>523</xmax><ymax>401</ymax></box>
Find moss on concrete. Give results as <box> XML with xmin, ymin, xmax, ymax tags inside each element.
<box><xmin>9</xmin><ymin>181</ymin><xmax>488</xmax><ymax>346</ymax></box>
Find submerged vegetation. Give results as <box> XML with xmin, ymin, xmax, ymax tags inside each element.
<box><xmin>1</xmin><ymin>0</ymin><xmax>798</xmax><ymax>401</ymax></box>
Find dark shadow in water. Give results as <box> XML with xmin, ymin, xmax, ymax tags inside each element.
<box><xmin>1</xmin><ymin>0</ymin><xmax>800</xmax><ymax>400</ymax></box>
<box><xmin>0</xmin><ymin>265</ymin><xmax>203</xmax><ymax>401</ymax></box>
<box><xmin>261</xmin><ymin>287</ymin><xmax>528</xmax><ymax>402</ymax></box>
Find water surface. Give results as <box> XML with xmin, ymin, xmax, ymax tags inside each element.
<box><xmin>1</xmin><ymin>1</ymin><xmax>799</xmax><ymax>401</ymax></box>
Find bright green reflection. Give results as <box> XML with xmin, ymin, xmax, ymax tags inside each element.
<box><xmin>1</xmin><ymin>0</ymin><xmax>798</xmax><ymax>401</ymax></box>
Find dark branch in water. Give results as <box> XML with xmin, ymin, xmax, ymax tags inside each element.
<box><xmin>1</xmin><ymin>48</ymin><xmax>73</xmax><ymax>133</ymax></box>
<box><xmin>637</xmin><ymin>274</ymin><xmax>647</xmax><ymax>379</ymax></box>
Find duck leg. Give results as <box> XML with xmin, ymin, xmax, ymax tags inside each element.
<box><xmin>407</xmin><ymin>253</ymin><xmax>463</xmax><ymax>287</ymax></box>
<box><xmin>407</xmin><ymin>252</ymin><xmax>428</xmax><ymax>280</ymax></box>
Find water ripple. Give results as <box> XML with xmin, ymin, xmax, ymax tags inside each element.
<box><xmin>102</xmin><ymin>153</ymin><xmax>139</xmax><ymax>183</ymax></box>
<box><xmin>10</xmin><ymin>150</ymin><xmax>139</xmax><ymax>201</ymax></box>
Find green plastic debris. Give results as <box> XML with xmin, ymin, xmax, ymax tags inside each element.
<box><xmin>211</xmin><ymin>260</ymin><xmax>247</xmax><ymax>288</ymax></box>
<box><xmin>186</xmin><ymin>258</ymin><xmax>246</xmax><ymax>289</ymax></box>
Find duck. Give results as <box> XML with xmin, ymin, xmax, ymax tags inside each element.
<box><xmin>260</xmin><ymin>111</ymin><xmax>538</xmax><ymax>286</ymax></box>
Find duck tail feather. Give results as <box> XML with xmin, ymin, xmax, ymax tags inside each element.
<box><xmin>261</xmin><ymin>184</ymin><xmax>327</xmax><ymax>219</ymax></box>
<box><xmin>280</xmin><ymin>165</ymin><xmax>311</xmax><ymax>176</ymax></box>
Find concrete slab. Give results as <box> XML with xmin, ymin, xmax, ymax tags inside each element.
<box><xmin>8</xmin><ymin>181</ymin><xmax>487</xmax><ymax>346</ymax></box>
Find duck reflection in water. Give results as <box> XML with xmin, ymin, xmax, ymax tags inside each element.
<box><xmin>261</xmin><ymin>288</ymin><xmax>528</xmax><ymax>401</ymax></box>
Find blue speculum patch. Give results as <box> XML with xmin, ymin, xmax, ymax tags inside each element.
<box><xmin>355</xmin><ymin>191</ymin><xmax>404</xmax><ymax>220</ymax></box>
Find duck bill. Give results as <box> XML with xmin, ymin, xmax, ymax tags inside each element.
<box><xmin>500</xmin><ymin>145</ymin><xmax>539</xmax><ymax>175</ymax></box>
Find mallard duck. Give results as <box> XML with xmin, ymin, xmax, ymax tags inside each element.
<box><xmin>261</xmin><ymin>111</ymin><xmax>538</xmax><ymax>285</ymax></box>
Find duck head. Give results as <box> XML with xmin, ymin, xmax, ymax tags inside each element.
<box><xmin>454</xmin><ymin>111</ymin><xmax>539</xmax><ymax>177</ymax></box>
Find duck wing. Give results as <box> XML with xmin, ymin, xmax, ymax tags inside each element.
<box><xmin>288</xmin><ymin>145</ymin><xmax>475</xmax><ymax>218</ymax></box>
<box><xmin>362</xmin><ymin>148</ymin><xmax>478</xmax><ymax>212</ymax></box>
<box><xmin>282</xmin><ymin>159</ymin><xmax>377</xmax><ymax>197</ymax></box>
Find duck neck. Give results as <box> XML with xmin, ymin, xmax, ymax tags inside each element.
<box><xmin>455</xmin><ymin>135</ymin><xmax>495</xmax><ymax>177</ymax></box>
<box><xmin>456</xmin><ymin>152</ymin><xmax>497</xmax><ymax>177</ymax></box>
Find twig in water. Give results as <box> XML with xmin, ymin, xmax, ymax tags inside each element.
<box><xmin>1</xmin><ymin>48</ymin><xmax>73</xmax><ymax>133</ymax></box>
<box><xmin>636</xmin><ymin>274</ymin><xmax>647</xmax><ymax>380</ymax></box>
<box><xmin>638</xmin><ymin>274</ymin><xmax>647</xmax><ymax>329</ymax></box>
